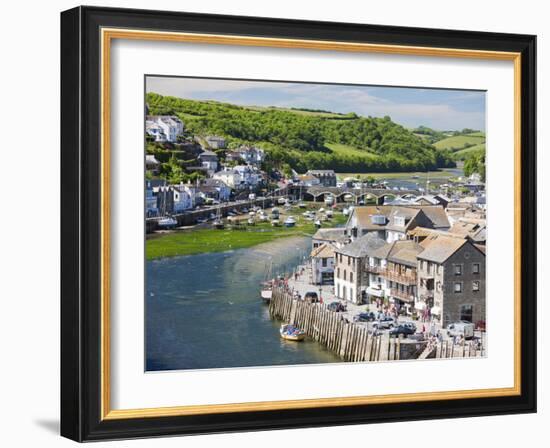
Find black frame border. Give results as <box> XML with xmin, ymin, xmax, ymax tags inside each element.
<box><xmin>61</xmin><ymin>6</ymin><xmax>536</xmax><ymax>442</ymax></box>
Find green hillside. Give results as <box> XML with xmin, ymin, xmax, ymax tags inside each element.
<box><xmin>146</xmin><ymin>93</ymin><xmax>456</xmax><ymax>173</ymax></box>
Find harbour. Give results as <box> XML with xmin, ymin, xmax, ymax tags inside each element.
<box><xmin>146</xmin><ymin>236</ymin><xmax>341</xmax><ymax>371</ymax></box>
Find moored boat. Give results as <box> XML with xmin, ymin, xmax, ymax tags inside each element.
<box><xmin>284</xmin><ymin>216</ymin><xmax>296</xmax><ymax>227</ymax></box>
<box><xmin>280</xmin><ymin>324</ymin><xmax>305</xmax><ymax>341</ymax></box>
<box><xmin>158</xmin><ymin>216</ymin><xmax>178</xmax><ymax>228</ymax></box>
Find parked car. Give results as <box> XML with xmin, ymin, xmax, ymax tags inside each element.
<box><xmin>447</xmin><ymin>321</ymin><xmax>475</xmax><ymax>339</ymax></box>
<box><xmin>389</xmin><ymin>322</ymin><xmax>416</xmax><ymax>337</ymax></box>
<box><xmin>327</xmin><ymin>301</ymin><xmax>346</xmax><ymax>312</ymax></box>
<box><xmin>373</xmin><ymin>316</ymin><xmax>395</xmax><ymax>330</ymax></box>
<box><xmin>354</xmin><ymin>312</ymin><xmax>376</xmax><ymax>322</ymax></box>
<box><xmin>304</xmin><ymin>291</ymin><xmax>319</xmax><ymax>303</ymax></box>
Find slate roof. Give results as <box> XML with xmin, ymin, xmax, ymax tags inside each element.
<box><xmin>310</xmin><ymin>243</ymin><xmax>336</xmax><ymax>259</ymax></box>
<box><xmin>387</xmin><ymin>240</ymin><xmax>424</xmax><ymax>267</ymax></box>
<box><xmin>336</xmin><ymin>233</ymin><xmax>387</xmax><ymax>258</ymax></box>
<box><xmin>417</xmin><ymin>234</ymin><xmax>468</xmax><ymax>263</ymax></box>
<box><xmin>312</xmin><ymin>228</ymin><xmax>347</xmax><ymax>241</ymax></box>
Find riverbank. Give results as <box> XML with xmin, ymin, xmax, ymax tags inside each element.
<box><xmin>146</xmin><ymin>209</ymin><xmax>347</xmax><ymax>260</ymax></box>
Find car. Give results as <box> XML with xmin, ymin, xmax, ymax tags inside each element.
<box><xmin>304</xmin><ymin>291</ymin><xmax>319</xmax><ymax>303</ymax></box>
<box><xmin>373</xmin><ymin>316</ymin><xmax>395</xmax><ymax>330</ymax></box>
<box><xmin>447</xmin><ymin>321</ymin><xmax>475</xmax><ymax>339</ymax></box>
<box><xmin>354</xmin><ymin>312</ymin><xmax>376</xmax><ymax>322</ymax></box>
<box><xmin>327</xmin><ymin>301</ymin><xmax>346</xmax><ymax>312</ymax></box>
<box><xmin>389</xmin><ymin>323</ymin><xmax>416</xmax><ymax>337</ymax></box>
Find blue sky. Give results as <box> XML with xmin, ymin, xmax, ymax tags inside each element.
<box><xmin>146</xmin><ymin>76</ymin><xmax>485</xmax><ymax>131</ymax></box>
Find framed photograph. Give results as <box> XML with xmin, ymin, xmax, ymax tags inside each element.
<box><xmin>61</xmin><ymin>6</ymin><xmax>536</xmax><ymax>442</ymax></box>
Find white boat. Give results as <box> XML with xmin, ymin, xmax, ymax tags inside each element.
<box><xmin>271</xmin><ymin>219</ymin><xmax>281</xmax><ymax>227</ymax></box>
<box><xmin>324</xmin><ymin>195</ymin><xmax>334</xmax><ymax>205</ymax></box>
<box><xmin>280</xmin><ymin>324</ymin><xmax>305</xmax><ymax>341</ymax></box>
<box><xmin>298</xmin><ymin>202</ymin><xmax>307</xmax><ymax>208</ymax></box>
<box><xmin>314</xmin><ymin>219</ymin><xmax>322</xmax><ymax>228</ymax></box>
<box><xmin>278</xmin><ymin>197</ymin><xmax>287</xmax><ymax>205</ymax></box>
<box><xmin>326</xmin><ymin>209</ymin><xmax>333</xmax><ymax>218</ymax></box>
<box><xmin>247</xmin><ymin>217</ymin><xmax>256</xmax><ymax>225</ymax></box>
<box><xmin>158</xmin><ymin>217</ymin><xmax>177</xmax><ymax>228</ymax></box>
<box><xmin>284</xmin><ymin>216</ymin><xmax>296</xmax><ymax>227</ymax></box>
<box><xmin>342</xmin><ymin>207</ymin><xmax>350</xmax><ymax>216</ymax></box>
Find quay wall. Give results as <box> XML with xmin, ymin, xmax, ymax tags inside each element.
<box><xmin>146</xmin><ymin>196</ymin><xmax>282</xmax><ymax>233</ymax></box>
<box><xmin>269</xmin><ymin>288</ymin><xmax>484</xmax><ymax>362</ymax></box>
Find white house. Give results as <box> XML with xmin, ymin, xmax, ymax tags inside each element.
<box><xmin>172</xmin><ymin>185</ymin><xmax>193</xmax><ymax>213</ymax></box>
<box><xmin>237</xmin><ymin>146</ymin><xmax>265</xmax><ymax>166</ymax></box>
<box><xmin>310</xmin><ymin>243</ymin><xmax>336</xmax><ymax>285</ymax></box>
<box><xmin>213</xmin><ymin>165</ymin><xmax>261</xmax><ymax>189</ymax></box>
<box><xmin>146</xmin><ymin>116</ymin><xmax>184</xmax><ymax>143</ymax></box>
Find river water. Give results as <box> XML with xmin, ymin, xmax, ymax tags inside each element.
<box><xmin>146</xmin><ymin>236</ymin><xmax>340</xmax><ymax>371</ymax></box>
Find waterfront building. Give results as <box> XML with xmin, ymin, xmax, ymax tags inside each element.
<box><xmin>416</xmin><ymin>234</ymin><xmax>486</xmax><ymax>328</ymax></box>
<box><xmin>212</xmin><ymin>165</ymin><xmax>261</xmax><ymax>190</ymax></box>
<box><xmin>311</xmin><ymin>228</ymin><xmax>349</xmax><ymax>250</ymax></box>
<box><xmin>310</xmin><ymin>243</ymin><xmax>336</xmax><ymax>285</ymax></box>
<box><xmin>172</xmin><ymin>185</ymin><xmax>194</xmax><ymax>213</ymax></box>
<box><xmin>201</xmin><ymin>178</ymin><xmax>232</xmax><ymax>202</ymax></box>
<box><xmin>298</xmin><ymin>173</ymin><xmax>321</xmax><ymax>187</ymax></box>
<box><xmin>333</xmin><ymin>233</ymin><xmax>387</xmax><ymax>304</ymax></box>
<box><xmin>146</xmin><ymin>115</ymin><xmax>184</xmax><ymax>142</ymax></box>
<box><xmin>345</xmin><ymin>205</ymin><xmax>450</xmax><ymax>243</ymax></box>
<box><xmin>306</xmin><ymin>169</ymin><xmax>337</xmax><ymax>187</ymax></box>
<box><xmin>145</xmin><ymin>181</ymin><xmax>159</xmax><ymax>217</ymax></box>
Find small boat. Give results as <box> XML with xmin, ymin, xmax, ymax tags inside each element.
<box><xmin>271</xmin><ymin>219</ymin><xmax>281</xmax><ymax>227</ymax></box>
<box><xmin>324</xmin><ymin>195</ymin><xmax>334</xmax><ymax>206</ymax></box>
<box><xmin>247</xmin><ymin>217</ymin><xmax>256</xmax><ymax>225</ymax></box>
<box><xmin>342</xmin><ymin>207</ymin><xmax>350</xmax><ymax>216</ymax></box>
<box><xmin>314</xmin><ymin>219</ymin><xmax>322</xmax><ymax>228</ymax></box>
<box><xmin>284</xmin><ymin>216</ymin><xmax>296</xmax><ymax>227</ymax></box>
<box><xmin>280</xmin><ymin>324</ymin><xmax>305</xmax><ymax>341</ymax></box>
<box><xmin>298</xmin><ymin>202</ymin><xmax>307</xmax><ymax>208</ymax></box>
<box><xmin>278</xmin><ymin>197</ymin><xmax>287</xmax><ymax>205</ymax></box>
<box><xmin>326</xmin><ymin>209</ymin><xmax>333</xmax><ymax>218</ymax></box>
<box><xmin>213</xmin><ymin>219</ymin><xmax>224</xmax><ymax>229</ymax></box>
<box><xmin>158</xmin><ymin>217</ymin><xmax>177</xmax><ymax>228</ymax></box>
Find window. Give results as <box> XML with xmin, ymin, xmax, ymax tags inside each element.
<box><xmin>460</xmin><ymin>305</ymin><xmax>473</xmax><ymax>322</ymax></box>
<box><xmin>347</xmin><ymin>256</ymin><xmax>350</xmax><ymax>266</ymax></box>
<box><xmin>454</xmin><ymin>264</ymin><xmax>463</xmax><ymax>275</ymax></box>
<box><xmin>350</xmin><ymin>272</ymin><xmax>354</xmax><ymax>282</ymax></box>
<box><xmin>472</xmin><ymin>263</ymin><xmax>480</xmax><ymax>274</ymax></box>
<box><xmin>337</xmin><ymin>268</ymin><xmax>340</xmax><ymax>278</ymax></box>
<box><xmin>337</xmin><ymin>284</ymin><xmax>340</xmax><ymax>297</ymax></box>
<box><xmin>322</xmin><ymin>258</ymin><xmax>327</xmax><ymax>267</ymax></box>
<box><xmin>472</xmin><ymin>280</ymin><xmax>480</xmax><ymax>291</ymax></box>
<box><xmin>344</xmin><ymin>270</ymin><xmax>347</xmax><ymax>281</ymax></box>
<box><xmin>454</xmin><ymin>282</ymin><xmax>463</xmax><ymax>293</ymax></box>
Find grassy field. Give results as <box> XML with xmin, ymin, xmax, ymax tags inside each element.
<box><xmin>433</xmin><ymin>134</ymin><xmax>485</xmax><ymax>151</ymax></box>
<box><xmin>452</xmin><ymin>143</ymin><xmax>486</xmax><ymax>160</ymax></box>
<box><xmin>146</xmin><ymin>209</ymin><xmax>347</xmax><ymax>260</ymax></box>
<box><xmin>325</xmin><ymin>142</ymin><xmax>379</xmax><ymax>159</ymax></box>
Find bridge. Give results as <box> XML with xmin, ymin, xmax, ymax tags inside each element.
<box><xmin>284</xmin><ymin>185</ymin><xmax>421</xmax><ymax>205</ymax></box>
